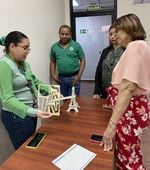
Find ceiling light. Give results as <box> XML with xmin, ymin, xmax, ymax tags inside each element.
<box><xmin>73</xmin><ymin>0</ymin><xmax>79</xmax><ymax>6</ymax></box>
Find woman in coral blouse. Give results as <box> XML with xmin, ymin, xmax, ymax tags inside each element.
<box><xmin>100</xmin><ymin>14</ymin><xmax>150</xmax><ymax>169</ymax></box>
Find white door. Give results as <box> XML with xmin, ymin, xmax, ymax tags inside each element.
<box><xmin>76</xmin><ymin>15</ymin><xmax>112</xmax><ymax>80</ymax></box>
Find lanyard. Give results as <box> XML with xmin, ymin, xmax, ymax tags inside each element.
<box><xmin>18</xmin><ymin>66</ymin><xmax>37</xmax><ymax>108</ymax></box>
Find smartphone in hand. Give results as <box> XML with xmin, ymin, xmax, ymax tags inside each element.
<box><xmin>90</xmin><ymin>134</ymin><xmax>103</xmax><ymax>143</ymax></box>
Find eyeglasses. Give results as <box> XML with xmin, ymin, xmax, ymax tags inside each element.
<box><xmin>17</xmin><ymin>45</ymin><xmax>31</xmax><ymax>52</ymax></box>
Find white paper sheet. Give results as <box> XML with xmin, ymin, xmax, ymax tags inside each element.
<box><xmin>52</xmin><ymin>144</ymin><xmax>96</xmax><ymax>170</ymax></box>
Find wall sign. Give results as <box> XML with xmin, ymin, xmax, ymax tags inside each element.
<box><xmin>80</xmin><ymin>29</ymin><xmax>88</xmax><ymax>34</ymax></box>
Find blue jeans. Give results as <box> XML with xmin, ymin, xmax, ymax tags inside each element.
<box><xmin>1</xmin><ymin>110</ymin><xmax>37</xmax><ymax>150</ymax></box>
<box><xmin>59</xmin><ymin>75</ymin><xmax>80</xmax><ymax>97</ymax></box>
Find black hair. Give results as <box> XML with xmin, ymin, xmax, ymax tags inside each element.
<box><xmin>0</xmin><ymin>36</ymin><xmax>6</xmax><ymax>46</ymax></box>
<box><xmin>58</xmin><ymin>25</ymin><xmax>72</xmax><ymax>34</ymax></box>
<box><xmin>1</xmin><ymin>31</ymin><xmax>28</xmax><ymax>53</ymax></box>
<box><xmin>0</xmin><ymin>40</ymin><xmax>2</xmax><ymax>45</ymax></box>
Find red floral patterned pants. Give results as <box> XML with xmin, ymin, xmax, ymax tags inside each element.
<box><xmin>107</xmin><ymin>87</ymin><xmax>150</xmax><ymax>170</ymax></box>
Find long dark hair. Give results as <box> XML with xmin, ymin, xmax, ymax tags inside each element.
<box><xmin>0</xmin><ymin>31</ymin><xmax>28</xmax><ymax>53</ymax></box>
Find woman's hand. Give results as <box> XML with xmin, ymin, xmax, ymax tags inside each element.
<box><xmin>93</xmin><ymin>94</ymin><xmax>100</xmax><ymax>100</ymax></box>
<box><xmin>36</xmin><ymin>110</ymin><xmax>52</xmax><ymax>119</ymax></box>
<box><xmin>102</xmin><ymin>104</ymin><xmax>113</xmax><ymax>110</ymax></box>
<box><xmin>100</xmin><ymin>122</ymin><xmax>116</xmax><ymax>151</ymax></box>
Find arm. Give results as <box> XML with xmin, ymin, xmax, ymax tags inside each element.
<box><xmin>100</xmin><ymin>79</ymin><xmax>138</xmax><ymax>151</ymax></box>
<box><xmin>78</xmin><ymin>58</ymin><xmax>85</xmax><ymax>78</ymax></box>
<box><xmin>24</xmin><ymin>62</ymin><xmax>48</xmax><ymax>95</ymax></box>
<box><xmin>110</xmin><ymin>79</ymin><xmax>137</xmax><ymax>124</ymax></box>
<box><xmin>93</xmin><ymin>56</ymin><xmax>103</xmax><ymax>99</ymax></box>
<box><xmin>0</xmin><ymin>62</ymin><xmax>52</xmax><ymax>119</ymax></box>
<box><xmin>93</xmin><ymin>48</ymin><xmax>109</xmax><ymax>98</ymax></box>
<box><xmin>0</xmin><ymin>62</ymin><xmax>33</xmax><ymax>118</ymax></box>
<box><xmin>50</xmin><ymin>58</ymin><xmax>60</xmax><ymax>83</ymax></box>
<box><xmin>73</xmin><ymin>58</ymin><xmax>85</xmax><ymax>85</ymax></box>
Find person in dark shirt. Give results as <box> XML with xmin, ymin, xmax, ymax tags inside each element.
<box><xmin>93</xmin><ymin>25</ymin><xmax>124</xmax><ymax>100</ymax></box>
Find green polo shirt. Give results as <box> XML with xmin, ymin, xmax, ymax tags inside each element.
<box><xmin>50</xmin><ymin>39</ymin><xmax>85</xmax><ymax>74</ymax></box>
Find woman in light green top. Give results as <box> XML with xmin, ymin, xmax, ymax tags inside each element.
<box><xmin>0</xmin><ymin>31</ymin><xmax>52</xmax><ymax>149</ymax></box>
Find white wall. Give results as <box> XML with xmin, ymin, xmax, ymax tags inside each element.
<box><xmin>64</xmin><ymin>0</ymin><xmax>71</xmax><ymax>25</ymax></box>
<box><xmin>117</xmin><ymin>0</ymin><xmax>150</xmax><ymax>45</ymax></box>
<box><xmin>0</xmin><ymin>0</ymin><xmax>65</xmax><ymax>83</ymax></box>
<box><xmin>0</xmin><ymin>0</ymin><xmax>66</xmax><ymax>164</ymax></box>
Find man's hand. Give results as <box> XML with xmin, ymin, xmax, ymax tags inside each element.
<box><xmin>52</xmin><ymin>74</ymin><xmax>60</xmax><ymax>84</ymax></box>
<box><xmin>72</xmin><ymin>74</ymin><xmax>80</xmax><ymax>85</ymax></box>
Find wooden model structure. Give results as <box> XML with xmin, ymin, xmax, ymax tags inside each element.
<box><xmin>38</xmin><ymin>85</ymin><xmax>79</xmax><ymax>116</ymax></box>
<box><xmin>67</xmin><ymin>86</ymin><xmax>80</xmax><ymax>112</ymax></box>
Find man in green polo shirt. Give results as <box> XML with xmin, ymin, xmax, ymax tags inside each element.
<box><xmin>50</xmin><ymin>25</ymin><xmax>85</xmax><ymax>97</ymax></box>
